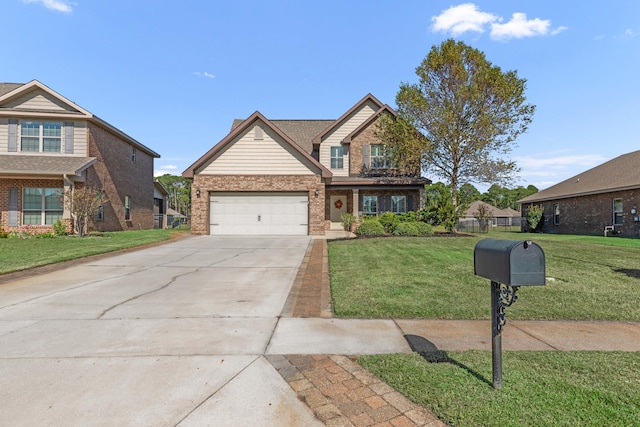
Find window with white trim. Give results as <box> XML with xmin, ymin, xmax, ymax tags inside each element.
<box><xmin>22</xmin><ymin>188</ymin><xmax>63</xmax><ymax>225</ymax></box>
<box><xmin>553</xmin><ymin>204</ymin><xmax>560</xmax><ymax>225</ymax></box>
<box><xmin>125</xmin><ymin>196</ymin><xmax>131</xmax><ymax>221</ymax></box>
<box><xmin>613</xmin><ymin>198</ymin><xmax>623</xmax><ymax>225</ymax></box>
<box><xmin>21</xmin><ymin>121</ymin><xmax>62</xmax><ymax>152</ymax></box>
<box><xmin>330</xmin><ymin>146</ymin><xmax>344</xmax><ymax>169</ymax></box>
<box><xmin>363</xmin><ymin>195</ymin><xmax>378</xmax><ymax>215</ymax></box>
<box><xmin>392</xmin><ymin>196</ymin><xmax>407</xmax><ymax>213</ymax></box>
<box><xmin>370</xmin><ymin>144</ymin><xmax>391</xmax><ymax>169</ymax></box>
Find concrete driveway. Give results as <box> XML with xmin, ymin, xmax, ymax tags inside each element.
<box><xmin>0</xmin><ymin>236</ymin><xmax>330</xmax><ymax>426</ymax></box>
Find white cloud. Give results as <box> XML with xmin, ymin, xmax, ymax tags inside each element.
<box><xmin>154</xmin><ymin>165</ymin><xmax>179</xmax><ymax>177</ymax></box>
<box><xmin>431</xmin><ymin>3</ymin><xmax>497</xmax><ymax>36</ymax></box>
<box><xmin>22</xmin><ymin>0</ymin><xmax>72</xmax><ymax>13</ymax></box>
<box><xmin>431</xmin><ymin>3</ymin><xmax>566</xmax><ymax>41</ymax></box>
<box><xmin>193</xmin><ymin>71</ymin><xmax>216</xmax><ymax>79</ymax></box>
<box><xmin>623</xmin><ymin>28</ymin><xmax>639</xmax><ymax>38</ymax></box>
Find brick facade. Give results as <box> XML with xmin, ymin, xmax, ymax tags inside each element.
<box><xmin>86</xmin><ymin>123</ymin><xmax>155</xmax><ymax>231</ymax></box>
<box><xmin>521</xmin><ymin>189</ymin><xmax>640</xmax><ymax>237</ymax></box>
<box><xmin>0</xmin><ymin>178</ymin><xmax>64</xmax><ymax>231</ymax></box>
<box><xmin>191</xmin><ymin>174</ymin><xmax>325</xmax><ymax>235</ymax></box>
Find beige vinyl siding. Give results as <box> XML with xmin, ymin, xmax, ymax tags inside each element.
<box><xmin>70</xmin><ymin>121</ymin><xmax>88</xmax><ymax>156</ymax></box>
<box><xmin>0</xmin><ymin>119</ymin><xmax>87</xmax><ymax>155</ymax></box>
<box><xmin>3</xmin><ymin>89</ymin><xmax>76</xmax><ymax>112</ymax></box>
<box><xmin>200</xmin><ymin>123</ymin><xmax>316</xmax><ymax>175</ymax></box>
<box><xmin>318</xmin><ymin>100</ymin><xmax>377</xmax><ymax>176</ymax></box>
<box><xmin>0</xmin><ymin>118</ymin><xmax>7</xmax><ymax>152</ymax></box>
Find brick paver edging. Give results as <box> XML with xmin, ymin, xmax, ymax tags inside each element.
<box><xmin>268</xmin><ymin>354</ymin><xmax>445</xmax><ymax>427</ymax></box>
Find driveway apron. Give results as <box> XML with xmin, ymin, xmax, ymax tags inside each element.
<box><xmin>0</xmin><ymin>236</ymin><xmax>323</xmax><ymax>426</ymax></box>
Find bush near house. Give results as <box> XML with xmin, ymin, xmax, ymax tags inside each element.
<box><xmin>355</xmin><ymin>212</ymin><xmax>433</xmax><ymax>237</ymax></box>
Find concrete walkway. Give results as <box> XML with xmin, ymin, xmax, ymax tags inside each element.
<box><xmin>0</xmin><ymin>235</ymin><xmax>638</xmax><ymax>427</ymax></box>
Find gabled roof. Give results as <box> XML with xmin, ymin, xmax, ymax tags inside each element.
<box><xmin>342</xmin><ymin>104</ymin><xmax>397</xmax><ymax>144</ymax></box>
<box><xmin>519</xmin><ymin>150</ymin><xmax>640</xmax><ymax>204</ymax></box>
<box><xmin>154</xmin><ymin>180</ymin><xmax>170</xmax><ymax>196</ymax></box>
<box><xmin>183</xmin><ymin>111</ymin><xmax>332</xmax><ymax>179</ymax></box>
<box><xmin>231</xmin><ymin>119</ymin><xmax>333</xmax><ymax>154</ymax></box>
<box><xmin>0</xmin><ymin>80</ymin><xmax>160</xmax><ymax>158</ymax></box>
<box><xmin>0</xmin><ymin>155</ymin><xmax>96</xmax><ymax>177</ymax></box>
<box><xmin>311</xmin><ymin>93</ymin><xmax>384</xmax><ymax>145</ymax></box>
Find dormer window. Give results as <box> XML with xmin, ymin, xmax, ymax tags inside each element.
<box><xmin>21</xmin><ymin>121</ymin><xmax>62</xmax><ymax>152</ymax></box>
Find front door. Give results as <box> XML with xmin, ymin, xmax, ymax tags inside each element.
<box><xmin>330</xmin><ymin>195</ymin><xmax>348</xmax><ymax>223</ymax></box>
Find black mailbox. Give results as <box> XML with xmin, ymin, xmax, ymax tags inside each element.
<box><xmin>474</xmin><ymin>238</ymin><xmax>546</xmax><ymax>286</ymax></box>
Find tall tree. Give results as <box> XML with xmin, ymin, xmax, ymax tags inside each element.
<box><xmin>156</xmin><ymin>174</ymin><xmax>191</xmax><ymax>217</ymax></box>
<box><xmin>381</xmin><ymin>39</ymin><xmax>535</xmax><ymax>205</ymax></box>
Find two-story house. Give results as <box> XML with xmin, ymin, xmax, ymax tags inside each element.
<box><xmin>183</xmin><ymin>94</ymin><xmax>430</xmax><ymax>235</ymax></box>
<box><xmin>0</xmin><ymin>80</ymin><xmax>160</xmax><ymax>234</ymax></box>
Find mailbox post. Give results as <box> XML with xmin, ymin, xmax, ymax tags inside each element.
<box><xmin>474</xmin><ymin>239</ymin><xmax>546</xmax><ymax>389</ymax></box>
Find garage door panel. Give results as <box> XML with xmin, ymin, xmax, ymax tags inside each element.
<box><xmin>210</xmin><ymin>193</ymin><xmax>309</xmax><ymax>235</ymax></box>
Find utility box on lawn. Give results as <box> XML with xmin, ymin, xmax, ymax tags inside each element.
<box><xmin>474</xmin><ymin>238</ymin><xmax>546</xmax><ymax>286</ymax></box>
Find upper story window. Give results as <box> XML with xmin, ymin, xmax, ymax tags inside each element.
<box><xmin>330</xmin><ymin>146</ymin><xmax>344</xmax><ymax>169</ymax></box>
<box><xmin>613</xmin><ymin>198</ymin><xmax>623</xmax><ymax>225</ymax></box>
<box><xmin>131</xmin><ymin>147</ymin><xmax>137</xmax><ymax>162</ymax></box>
<box><xmin>370</xmin><ymin>144</ymin><xmax>392</xmax><ymax>169</ymax></box>
<box><xmin>21</xmin><ymin>121</ymin><xmax>62</xmax><ymax>152</ymax></box>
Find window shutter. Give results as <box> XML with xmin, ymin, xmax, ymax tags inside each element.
<box><xmin>64</xmin><ymin>122</ymin><xmax>74</xmax><ymax>153</ymax></box>
<box><xmin>408</xmin><ymin>195</ymin><xmax>414</xmax><ymax>211</ymax></box>
<box><xmin>8</xmin><ymin>119</ymin><xmax>18</xmax><ymax>152</ymax></box>
<box><xmin>8</xmin><ymin>188</ymin><xmax>18</xmax><ymax>226</ymax></box>
<box><xmin>362</xmin><ymin>144</ymin><xmax>370</xmax><ymax>168</ymax></box>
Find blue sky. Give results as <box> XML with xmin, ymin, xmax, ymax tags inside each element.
<box><xmin>3</xmin><ymin>1</ymin><xmax>639</xmax><ymax>192</ymax></box>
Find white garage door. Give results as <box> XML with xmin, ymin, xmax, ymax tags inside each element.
<box><xmin>210</xmin><ymin>192</ymin><xmax>309</xmax><ymax>235</ymax></box>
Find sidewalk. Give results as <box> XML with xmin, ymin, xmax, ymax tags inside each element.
<box><xmin>274</xmin><ymin>238</ymin><xmax>640</xmax><ymax>427</ymax></box>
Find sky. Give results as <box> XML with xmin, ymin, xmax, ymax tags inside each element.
<box><xmin>2</xmin><ymin>0</ymin><xmax>639</xmax><ymax>193</ymax></box>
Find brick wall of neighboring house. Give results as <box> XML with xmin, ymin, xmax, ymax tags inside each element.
<box><xmin>521</xmin><ymin>189</ymin><xmax>640</xmax><ymax>237</ymax></box>
<box><xmin>191</xmin><ymin>174</ymin><xmax>325</xmax><ymax>235</ymax></box>
<box><xmin>86</xmin><ymin>123</ymin><xmax>155</xmax><ymax>231</ymax></box>
<box><xmin>0</xmin><ymin>178</ymin><xmax>64</xmax><ymax>232</ymax></box>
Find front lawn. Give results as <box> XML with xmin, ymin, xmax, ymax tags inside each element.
<box><xmin>359</xmin><ymin>351</ymin><xmax>640</xmax><ymax>427</ymax></box>
<box><xmin>330</xmin><ymin>233</ymin><xmax>640</xmax><ymax>426</ymax></box>
<box><xmin>328</xmin><ymin>233</ymin><xmax>640</xmax><ymax>321</ymax></box>
<box><xmin>0</xmin><ymin>229</ymin><xmax>187</xmax><ymax>275</ymax></box>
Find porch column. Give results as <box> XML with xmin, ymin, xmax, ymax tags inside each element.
<box><xmin>62</xmin><ymin>175</ymin><xmax>74</xmax><ymax>219</ymax></box>
<box><xmin>352</xmin><ymin>189</ymin><xmax>359</xmax><ymax>217</ymax></box>
<box><xmin>418</xmin><ymin>187</ymin><xmax>426</xmax><ymax>209</ymax></box>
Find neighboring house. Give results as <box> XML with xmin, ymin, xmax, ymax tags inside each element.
<box><xmin>153</xmin><ymin>180</ymin><xmax>170</xmax><ymax>229</ymax></box>
<box><xmin>166</xmin><ymin>207</ymin><xmax>187</xmax><ymax>227</ymax></box>
<box><xmin>518</xmin><ymin>150</ymin><xmax>640</xmax><ymax>237</ymax></box>
<box><xmin>458</xmin><ymin>200</ymin><xmax>521</xmax><ymax>232</ymax></box>
<box><xmin>0</xmin><ymin>80</ymin><xmax>160</xmax><ymax>233</ymax></box>
<box><xmin>183</xmin><ymin>94</ymin><xmax>430</xmax><ymax>235</ymax></box>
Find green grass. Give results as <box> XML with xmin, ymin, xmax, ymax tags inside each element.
<box><xmin>328</xmin><ymin>232</ymin><xmax>640</xmax><ymax>321</ymax></box>
<box><xmin>359</xmin><ymin>351</ymin><xmax>640</xmax><ymax>427</ymax></box>
<box><xmin>0</xmin><ymin>229</ymin><xmax>187</xmax><ymax>274</ymax></box>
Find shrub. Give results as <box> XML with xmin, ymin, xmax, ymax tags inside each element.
<box><xmin>356</xmin><ymin>219</ymin><xmax>385</xmax><ymax>236</ymax></box>
<box><xmin>393</xmin><ymin>222</ymin><xmax>420</xmax><ymax>236</ymax></box>
<box><xmin>0</xmin><ymin>228</ymin><xmax>7</xmax><ymax>238</ymax></box>
<box><xmin>526</xmin><ymin>204</ymin><xmax>544</xmax><ymax>231</ymax></box>
<box><xmin>379</xmin><ymin>212</ymin><xmax>400</xmax><ymax>233</ymax></box>
<box><xmin>53</xmin><ymin>219</ymin><xmax>67</xmax><ymax>236</ymax></box>
<box><xmin>414</xmin><ymin>222</ymin><xmax>434</xmax><ymax>236</ymax></box>
<box><xmin>340</xmin><ymin>212</ymin><xmax>357</xmax><ymax>232</ymax></box>
<box><xmin>397</xmin><ymin>211</ymin><xmax>417</xmax><ymax>223</ymax></box>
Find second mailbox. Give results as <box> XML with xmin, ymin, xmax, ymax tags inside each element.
<box><xmin>474</xmin><ymin>238</ymin><xmax>546</xmax><ymax>286</ymax></box>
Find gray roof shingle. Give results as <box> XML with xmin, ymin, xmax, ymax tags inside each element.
<box><xmin>0</xmin><ymin>155</ymin><xmax>96</xmax><ymax>176</ymax></box>
<box><xmin>0</xmin><ymin>83</ymin><xmax>23</xmax><ymax>97</ymax></box>
<box><xmin>519</xmin><ymin>150</ymin><xmax>640</xmax><ymax>203</ymax></box>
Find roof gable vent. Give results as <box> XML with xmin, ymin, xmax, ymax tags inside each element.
<box><xmin>254</xmin><ymin>125</ymin><xmax>263</xmax><ymax>140</ymax></box>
